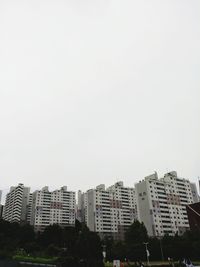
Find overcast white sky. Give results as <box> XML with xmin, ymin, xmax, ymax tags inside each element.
<box><xmin>0</xmin><ymin>0</ymin><xmax>200</xmax><ymax>198</ymax></box>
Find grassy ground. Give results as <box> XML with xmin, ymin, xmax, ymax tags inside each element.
<box><xmin>13</xmin><ymin>255</ymin><xmax>58</xmax><ymax>264</ymax></box>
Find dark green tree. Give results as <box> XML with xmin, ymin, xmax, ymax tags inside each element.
<box><xmin>18</xmin><ymin>224</ymin><xmax>35</xmax><ymax>245</ymax></box>
<box><xmin>125</xmin><ymin>220</ymin><xmax>148</xmax><ymax>261</ymax></box>
<box><xmin>39</xmin><ymin>224</ymin><xmax>63</xmax><ymax>247</ymax></box>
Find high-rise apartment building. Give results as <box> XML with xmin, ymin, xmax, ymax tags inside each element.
<box><xmin>0</xmin><ymin>205</ymin><xmax>3</xmax><ymax>218</ymax></box>
<box><xmin>77</xmin><ymin>190</ymin><xmax>88</xmax><ymax>224</ymax></box>
<box><xmin>78</xmin><ymin>182</ymin><xmax>137</xmax><ymax>240</ymax></box>
<box><xmin>3</xmin><ymin>184</ymin><xmax>30</xmax><ymax>223</ymax></box>
<box><xmin>190</xmin><ymin>183</ymin><xmax>199</xmax><ymax>203</ymax></box>
<box><xmin>30</xmin><ymin>186</ymin><xmax>75</xmax><ymax>231</ymax></box>
<box><xmin>2</xmin><ymin>173</ymin><xmax>198</xmax><ymax>238</ymax></box>
<box><xmin>26</xmin><ymin>193</ymin><xmax>33</xmax><ymax>224</ymax></box>
<box><xmin>107</xmin><ymin>182</ymin><xmax>137</xmax><ymax>235</ymax></box>
<box><xmin>0</xmin><ymin>190</ymin><xmax>3</xmax><ymax>218</ymax></box>
<box><xmin>135</xmin><ymin>171</ymin><xmax>199</xmax><ymax>237</ymax></box>
<box><xmin>0</xmin><ymin>190</ymin><xmax>2</xmax><ymax>204</ymax></box>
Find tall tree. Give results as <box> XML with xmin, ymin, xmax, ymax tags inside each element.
<box><xmin>125</xmin><ymin>220</ymin><xmax>148</xmax><ymax>261</ymax></box>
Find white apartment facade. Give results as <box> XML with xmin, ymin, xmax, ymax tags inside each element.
<box><xmin>0</xmin><ymin>190</ymin><xmax>3</xmax><ymax>218</ymax></box>
<box><xmin>135</xmin><ymin>171</ymin><xmax>199</xmax><ymax>237</ymax></box>
<box><xmin>78</xmin><ymin>182</ymin><xmax>137</xmax><ymax>240</ymax></box>
<box><xmin>107</xmin><ymin>182</ymin><xmax>137</xmax><ymax>238</ymax></box>
<box><xmin>3</xmin><ymin>184</ymin><xmax>30</xmax><ymax>223</ymax></box>
<box><xmin>30</xmin><ymin>186</ymin><xmax>75</xmax><ymax>231</ymax></box>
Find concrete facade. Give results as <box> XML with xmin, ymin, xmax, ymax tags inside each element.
<box><xmin>78</xmin><ymin>182</ymin><xmax>137</xmax><ymax>240</ymax></box>
<box><xmin>135</xmin><ymin>171</ymin><xmax>199</xmax><ymax>236</ymax></box>
<box><xmin>0</xmin><ymin>205</ymin><xmax>3</xmax><ymax>218</ymax></box>
<box><xmin>30</xmin><ymin>186</ymin><xmax>75</xmax><ymax>231</ymax></box>
<box><xmin>3</xmin><ymin>184</ymin><xmax>30</xmax><ymax>223</ymax></box>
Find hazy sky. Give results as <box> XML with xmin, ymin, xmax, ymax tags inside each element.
<box><xmin>0</xmin><ymin>0</ymin><xmax>200</xmax><ymax>198</ymax></box>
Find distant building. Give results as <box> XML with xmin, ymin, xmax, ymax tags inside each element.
<box><xmin>0</xmin><ymin>205</ymin><xmax>3</xmax><ymax>218</ymax></box>
<box><xmin>190</xmin><ymin>183</ymin><xmax>199</xmax><ymax>203</ymax></box>
<box><xmin>30</xmin><ymin>186</ymin><xmax>75</xmax><ymax>231</ymax></box>
<box><xmin>135</xmin><ymin>171</ymin><xmax>199</xmax><ymax>237</ymax></box>
<box><xmin>76</xmin><ymin>190</ymin><xmax>88</xmax><ymax>223</ymax></box>
<box><xmin>2</xmin><ymin>173</ymin><xmax>199</xmax><ymax>238</ymax></box>
<box><xmin>0</xmin><ymin>190</ymin><xmax>3</xmax><ymax>218</ymax></box>
<box><xmin>186</xmin><ymin>202</ymin><xmax>200</xmax><ymax>231</ymax></box>
<box><xmin>3</xmin><ymin>184</ymin><xmax>31</xmax><ymax>223</ymax></box>
<box><xmin>78</xmin><ymin>182</ymin><xmax>137</xmax><ymax>240</ymax></box>
<box><xmin>26</xmin><ymin>193</ymin><xmax>33</xmax><ymax>223</ymax></box>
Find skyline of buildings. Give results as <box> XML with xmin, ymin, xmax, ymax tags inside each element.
<box><xmin>1</xmin><ymin>184</ymin><xmax>76</xmax><ymax>232</ymax></box>
<box><xmin>1</xmin><ymin>171</ymin><xmax>200</xmax><ymax>239</ymax></box>
<box><xmin>1</xmin><ymin>174</ymin><xmax>200</xmax><ymax>204</ymax></box>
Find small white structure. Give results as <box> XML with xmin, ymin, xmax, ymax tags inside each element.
<box><xmin>113</xmin><ymin>260</ymin><xmax>120</xmax><ymax>267</ymax></box>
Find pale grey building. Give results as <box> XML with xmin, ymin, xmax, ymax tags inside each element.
<box><xmin>78</xmin><ymin>182</ymin><xmax>137</xmax><ymax>240</ymax></box>
<box><xmin>3</xmin><ymin>184</ymin><xmax>30</xmax><ymax>223</ymax></box>
<box><xmin>30</xmin><ymin>186</ymin><xmax>75</xmax><ymax>231</ymax></box>
<box><xmin>135</xmin><ymin>171</ymin><xmax>199</xmax><ymax>237</ymax></box>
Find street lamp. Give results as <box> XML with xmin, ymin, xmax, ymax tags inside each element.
<box><xmin>143</xmin><ymin>242</ymin><xmax>150</xmax><ymax>266</ymax></box>
<box><xmin>62</xmin><ymin>242</ymin><xmax>67</xmax><ymax>253</ymax></box>
<box><xmin>102</xmin><ymin>244</ymin><xmax>106</xmax><ymax>262</ymax></box>
<box><xmin>158</xmin><ymin>237</ymin><xmax>164</xmax><ymax>261</ymax></box>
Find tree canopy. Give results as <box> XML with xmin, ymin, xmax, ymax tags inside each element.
<box><xmin>0</xmin><ymin>219</ymin><xmax>103</xmax><ymax>267</ymax></box>
<box><xmin>1</xmin><ymin>218</ymin><xmax>200</xmax><ymax>265</ymax></box>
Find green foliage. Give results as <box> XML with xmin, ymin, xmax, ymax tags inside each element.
<box><xmin>0</xmin><ymin>219</ymin><xmax>35</xmax><ymax>256</ymax></box>
<box><xmin>13</xmin><ymin>255</ymin><xmax>57</xmax><ymax>264</ymax></box>
<box><xmin>0</xmin><ymin>219</ymin><xmax>103</xmax><ymax>266</ymax></box>
<box><xmin>46</xmin><ymin>244</ymin><xmax>60</xmax><ymax>257</ymax></box>
<box><xmin>125</xmin><ymin>220</ymin><xmax>148</xmax><ymax>261</ymax></box>
<box><xmin>102</xmin><ymin>220</ymin><xmax>149</xmax><ymax>262</ymax></box>
<box><xmin>104</xmin><ymin>221</ymin><xmax>200</xmax><ymax>262</ymax></box>
<box><xmin>112</xmin><ymin>241</ymin><xmax>126</xmax><ymax>260</ymax></box>
<box><xmin>38</xmin><ymin>224</ymin><xmax>64</xmax><ymax>247</ymax></box>
<box><xmin>1</xmin><ymin>218</ymin><xmax>200</xmax><ymax>264</ymax></box>
<box><xmin>125</xmin><ymin>220</ymin><xmax>148</xmax><ymax>245</ymax></box>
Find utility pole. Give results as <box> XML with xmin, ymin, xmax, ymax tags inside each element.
<box><xmin>158</xmin><ymin>237</ymin><xmax>164</xmax><ymax>261</ymax></box>
<box><xmin>102</xmin><ymin>244</ymin><xmax>106</xmax><ymax>263</ymax></box>
<box><xmin>143</xmin><ymin>242</ymin><xmax>150</xmax><ymax>266</ymax></box>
